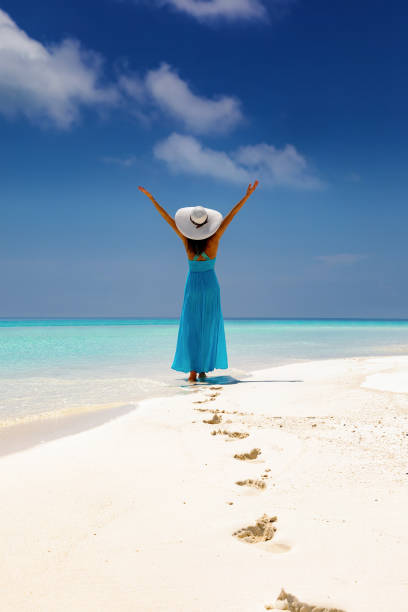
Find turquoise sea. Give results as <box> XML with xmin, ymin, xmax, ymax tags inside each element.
<box><xmin>1</xmin><ymin>318</ymin><xmax>408</xmax><ymax>424</ymax></box>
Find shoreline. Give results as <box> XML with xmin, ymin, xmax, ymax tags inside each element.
<box><xmin>1</xmin><ymin>355</ymin><xmax>408</xmax><ymax>610</ymax></box>
<box><xmin>0</xmin><ymin>352</ymin><xmax>407</xmax><ymax>459</ymax></box>
<box><xmin>0</xmin><ymin>402</ymin><xmax>136</xmax><ymax>458</ymax></box>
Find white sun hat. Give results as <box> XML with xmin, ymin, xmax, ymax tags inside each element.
<box><xmin>175</xmin><ymin>205</ymin><xmax>223</xmax><ymax>240</ymax></box>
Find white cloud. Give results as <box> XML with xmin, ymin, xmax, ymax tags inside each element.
<box><xmin>118</xmin><ymin>74</ymin><xmax>146</xmax><ymax>103</ymax></box>
<box><xmin>101</xmin><ymin>155</ymin><xmax>137</xmax><ymax>167</ymax></box>
<box><xmin>0</xmin><ymin>9</ymin><xmax>119</xmax><ymax>128</ymax></box>
<box><xmin>0</xmin><ymin>12</ymin><xmax>241</xmax><ymax>135</ymax></box>
<box><xmin>122</xmin><ymin>63</ymin><xmax>243</xmax><ymax>134</ymax></box>
<box><xmin>154</xmin><ymin>132</ymin><xmax>248</xmax><ymax>182</ymax></box>
<box><xmin>234</xmin><ymin>142</ymin><xmax>324</xmax><ymax>190</ymax></box>
<box><xmin>154</xmin><ymin>132</ymin><xmax>325</xmax><ymax>189</ymax></box>
<box><xmin>315</xmin><ymin>254</ymin><xmax>367</xmax><ymax>265</ymax></box>
<box><xmin>155</xmin><ymin>0</ymin><xmax>267</xmax><ymax>20</ymax></box>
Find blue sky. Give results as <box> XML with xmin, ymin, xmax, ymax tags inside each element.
<box><xmin>1</xmin><ymin>0</ymin><xmax>407</xmax><ymax>318</ymax></box>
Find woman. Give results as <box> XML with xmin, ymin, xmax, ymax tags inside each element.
<box><xmin>138</xmin><ymin>181</ymin><xmax>259</xmax><ymax>382</ymax></box>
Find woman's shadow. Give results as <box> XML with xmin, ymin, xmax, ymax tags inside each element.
<box><xmin>181</xmin><ymin>375</ymin><xmax>303</xmax><ymax>386</ymax></box>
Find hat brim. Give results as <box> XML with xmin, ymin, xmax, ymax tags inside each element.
<box><xmin>175</xmin><ymin>207</ymin><xmax>223</xmax><ymax>240</ymax></box>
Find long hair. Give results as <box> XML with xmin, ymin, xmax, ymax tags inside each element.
<box><xmin>187</xmin><ymin>237</ymin><xmax>209</xmax><ymax>255</ymax></box>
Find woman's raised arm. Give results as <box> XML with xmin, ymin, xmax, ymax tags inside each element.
<box><xmin>215</xmin><ymin>180</ymin><xmax>259</xmax><ymax>239</ymax></box>
<box><xmin>138</xmin><ymin>186</ymin><xmax>186</xmax><ymax>241</ymax></box>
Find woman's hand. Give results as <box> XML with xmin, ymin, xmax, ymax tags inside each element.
<box><xmin>138</xmin><ymin>186</ymin><xmax>186</xmax><ymax>241</ymax></box>
<box><xmin>138</xmin><ymin>186</ymin><xmax>154</xmax><ymax>200</ymax></box>
<box><xmin>216</xmin><ymin>179</ymin><xmax>259</xmax><ymax>239</ymax></box>
<box><xmin>246</xmin><ymin>180</ymin><xmax>259</xmax><ymax>197</ymax></box>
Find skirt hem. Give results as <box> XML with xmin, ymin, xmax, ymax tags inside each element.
<box><xmin>171</xmin><ymin>364</ymin><xmax>229</xmax><ymax>374</ymax></box>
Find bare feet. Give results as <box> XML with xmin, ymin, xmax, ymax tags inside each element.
<box><xmin>198</xmin><ymin>372</ymin><xmax>207</xmax><ymax>379</ymax></box>
<box><xmin>188</xmin><ymin>370</ymin><xmax>197</xmax><ymax>383</ymax></box>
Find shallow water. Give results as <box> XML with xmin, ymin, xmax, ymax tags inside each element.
<box><xmin>1</xmin><ymin>318</ymin><xmax>408</xmax><ymax>423</ymax></box>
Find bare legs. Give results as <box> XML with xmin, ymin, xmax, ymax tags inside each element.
<box><xmin>188</xmin><ymin>371</ymin><xmax>207</xmax><ymax>382</ymax></box>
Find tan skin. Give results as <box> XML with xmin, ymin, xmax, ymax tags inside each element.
<box><xmin>138</xmin><ymin>180</ymin><xmax>259</xmax><ymax>382</ymax></box>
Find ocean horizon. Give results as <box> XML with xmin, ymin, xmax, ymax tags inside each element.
<box><xmin>2</xmin><ymin>317</ymin><xmax>408</xmax><ymax>323</ymax></box>
<box><xmin>1</xmin><ymin>317</ymin><xmax>408</xmax><ymax>425</ymax></box>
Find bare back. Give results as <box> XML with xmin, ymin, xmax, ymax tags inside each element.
<box><xmin>183</xmin><ymin>232</ymin><xmax>221</xmax><ymax>261</ymax></box>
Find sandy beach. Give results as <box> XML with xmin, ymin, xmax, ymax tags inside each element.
<box><xmin>1</xmin><ymin>355</ymin><xmax>407</xmax><ymax>611</ymax></box>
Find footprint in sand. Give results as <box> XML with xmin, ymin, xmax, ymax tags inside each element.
<box><xmin>233</xmin><ymin>514</ymin><xmax>277</xmax><ymax>543</ymax></box>
<box><xmin>265</xmin><ymin>588</ymin><xmax>346</xmax><ymax>611</ymax></box>
<box><xmin>233</xmin><ymin>448</ymin><xmax>261</xmax><ymax>460</ymax></box>
<box><xmin>193</xmin><ymin>392</ymin><xmax>219</xmax><ymax>404</ymax></box>
<box><xmin>209</xmin><ymin>386</ymin><xmax>222</xmax><ymax>390</ymax></box>
<box><xmin>235</xmin><ymin>478</ymin><xmax>266</xmax><ymax>490</ymax></box>
<box><xmin>203</xmin><ymin>413</ymin><xmax>222</xmax><ymax>424</ymax></box>
<box><xmin>211</xmin><ymin>429</ymin><xmax>249</xmax><ymax>439</ymax></box>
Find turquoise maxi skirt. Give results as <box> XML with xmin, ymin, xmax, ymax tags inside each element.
<box><xmin>171</xmin><ymin>257</ymin><xmax>228</xmax><ymax>373</ymax></box>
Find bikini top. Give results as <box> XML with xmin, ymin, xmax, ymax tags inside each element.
<box><xmin>188</xmin><ymin>251</ymin><xmax>216</xmax><ymax>272</ymax></box>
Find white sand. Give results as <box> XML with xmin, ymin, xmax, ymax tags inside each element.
<box><xmin>0</xmin><ymin>356</ymin><xmax>407</xmax><ymax>611</ymax></box>
<box><xmin>361</xmin><ymin>358</ymin><xmax>408</xmax><ymax>393</ymax></box>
